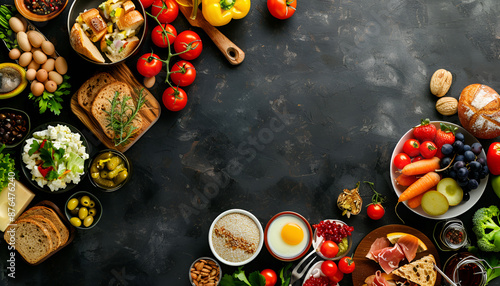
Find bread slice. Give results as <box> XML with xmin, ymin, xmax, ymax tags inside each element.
<box><xmin>4</xmin><ymin>219</ymin><xmax>53</xmax><ymax>264</ymax></box>
<box><xmin>19</xmin><ymin>206</ymin><xmax>70</xmax><ymax>246</ymax></box>
<box><xmin>70</xmin><ymin>23</ymin><xmax>105</xmax><ymax>63</ymax></box>
<box><xmin>77</xmin><ymin>72</ymin><xmax>116</xmax><ymax>112</ymax></box>
<box><xmin>116</xmin><ymin>10</ymin><xmax>144</xmax><ymax>31</ymax></box>
<box><xmin>122</xmin><ymin>1</ymin><xmax>136</xmax><ymax>13</ymax></box>
<box><xmin>104</xmin><ymin>36</ymin><xmax>140</xmax><ymax>63</ymax></box>
<box><xmin>81</xmin><ymin>8</ymin><xmax>108</xmax><ymax>42</ymax></box>
<box><xmin>91</xmin><ymin>81</ymin><xmax>143</xmax><ymax>139</ymax></box>
<box><xmin>28</xmin><ymin>214</ymin><xmax>62</xmax><ymax>250</ymax></box>
<box><xmin>393</xmin><ymin>254</ymin><xmax>437</xmax><ymax>286</ymax></box>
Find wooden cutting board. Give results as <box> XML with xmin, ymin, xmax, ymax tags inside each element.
<box><xmin>352</xmin><ymin>224</ymin><xmax>441</xmax><ymax>286</ymax></box>
<box><xmin>70</xmin><ymin>63</ymin><xmax>161</xmax><ymax>152</ymax></box>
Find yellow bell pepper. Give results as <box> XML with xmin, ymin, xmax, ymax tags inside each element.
<box><xmin>202</xmin><ymin>0</ymin><xmax>251</xmax><ymax>26</ymax></box>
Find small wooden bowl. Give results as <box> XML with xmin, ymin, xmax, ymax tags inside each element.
<box><xmin>15</xmin><ymin>0</ymin><xmax>68</xmax><ymax>22</ymax></box>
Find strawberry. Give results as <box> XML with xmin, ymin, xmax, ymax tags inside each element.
<box><xmin>413</xmin><ymin>119</ymin><xmax>437</xmax><ymax>142</ymax></box>
<box><xmin>435</xmin><ymin>123</ymin><xmax>457</xmax><ymax>147</ymax></box>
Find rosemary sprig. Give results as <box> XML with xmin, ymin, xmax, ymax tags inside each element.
<box><xmin>105</xmin><ymin>88</ymin><xmax>147</xmax><ymax>146</ymax></box>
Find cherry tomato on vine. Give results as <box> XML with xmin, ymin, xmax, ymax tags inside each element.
<box><xmin>267</xmin><ymin>0</ymin><xmax>297</xmax><ymax>20</ymax></box>
<box><xmin>151</xmin><ymin>0</ymin><xmax>179</xmax><ymax>23</ymax></box>
<box><xmin>367</xmin><ymin>203</ymin><xmax>385</xmax><ymax>220</ymax></box>
<box><xmin>320</xmin><ymin>240</ymin><xmax>339</xmax><ymax>258</ymax></box>
<box><xmin>403</xmin><ymin>138</ymin><xmax>420</xmax><ymax>157</ymax></box>
<box><xmin>162</xmin><ymin>87</ymin><xmax>187</xmax><ymax>111</ymax></box>
<box><xmin>320</xmin><ymin>260</ymin><xmax>337</xmax><ymax>278</ymax></box>
<box><xmin>329</xmin><ymin>269</ymin><xmax>343</xmax><ymax>283</ymax></box>
<box><xmin>419</xmin><ymin>141</ymin><xmax>438</xmax><ymax>159</ymax></box>
<box><xmin>338</xmin><ymin>256</ymin><xmax>355</xmax><ymax>274</ymax></box>
<box><xmin>151</xmin><ymin>24</ymin><xmax>177</xmax><ymax>48</ymax></box>
<box><xmin>139</xmin><ymin>0</ymin><xmax>155</xmax><ymax>8</ymax></box>
<box><xmin>174</xmin><ymin>31</ymin><xmax>203</xmax><ymax>60</ymax></box>
<box><xmin>137</xmin><ymin>53</ymin><xmax>162</xmax><ymax>78</ymax></box>
<box><xmin>393</xmin><ymin>153</ymin><xmax>411</xmax><ymax>169</ymax></box>
<box><xmin>260</xmin><ymin>269</ymin><xmax>277</xmax><ymax>286</ymax></box>
<box><xmin>170</xmin><ymin>60</ymin><xmax>196</xmax><ymax>86</ymax></box>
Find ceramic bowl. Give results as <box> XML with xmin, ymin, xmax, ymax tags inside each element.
<box><xmin>0</xmin><ymin>107</ymin><xmax>30</xmax><ymax>149</ymax></box>
<box><xmin>89</xmin><ymin>149</ymin><xmax>131</xmax><ymax>192</ymax></box>
<box><xmin>390</xmin><ymin>121</ymin><xmax>487</xmax><ymax>219</ymax></box>
<box><xmin>15</xmin><ymin>0</ymin><xmax>68</xmax><ymax>21</ymax></box>
<box><xmin>65</xmin><ymin>191</ymin><xmax>102</xmax><ymax>230</ymax></box>
<box><xmin>312</xmin><ymin>219</ymin><xmax>353</xmax><ymax>261</ymax></box>
<box><xmin>264</xmin><ymin>211</ymin><xmax>313</xmax><ymax>261</ymax></box>
<box><xmin>208</xmin><ymin>209</ymin><xmax>264</xmax><ymax>266</ymax></box>
<box><xmin>188</xmin><ymin>257</ymin><xmax>222</xmax><ymax>286</ymax></box>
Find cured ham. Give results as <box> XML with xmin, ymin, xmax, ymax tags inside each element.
<box><xmin>364</xmin><ymin>271</ymin><xmax>397</xmax><ymax>286</ymax></box>
<box><xmin>366</xmin><ymin>237</ymin><xmax>391</xmax><ymax>261</ymax></box>
<box><xmin>376</xmin><ymin>244</ymin><xmax>406</xmax><ymax>274</ymax></box>
<box><xmin>397</xmin><ymin>234</ymin><xmax>419</xmax><ymax>262</ymax></box>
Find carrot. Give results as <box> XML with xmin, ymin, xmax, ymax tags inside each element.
<box><xmin>401</xmin><ymin>157</ymin><xmax>440</xmax><ymax>176</ymax></box>
<box><xmin>395</xmin><ymin>174</ymin><xmax>418</xmax><ymax>187</ymax></box>
<box><xmin>398</xmin><ymin>171</ymin><xmax>441</xmax><ymax>202</ymax></box>
<box><xmin>407</xmin><ymin>191</ymin><xmax>427</xmax><ymax>208</ymax></box>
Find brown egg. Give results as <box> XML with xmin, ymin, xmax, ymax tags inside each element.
<box><xmin>55</xmin><ymin>57</ymin><xmax>68</xmax><ymax>75</ymax></box>
<box><xmin>26</xmin><ymin>69</ymin><xmax>37</xmax><ymax>81</ymax></box>
<box><xmin>18</xmin><ymin>52</ymin><xmax>33</xmax><ymax>67</ymax></box>
<box><xmin>45</xmin><ymin>80</ymin><xmax>57</xmax><ymax>93</ymax></box>
<box><xmin>41</xmin><ymin>58</ymin><xmax>55</xmax><ymax>72</ymax></box>
<box><xmin>33</xmin><ymin>50</ymin><xmax>47</xmax><ymax>65</ymax></box>
<box><xmin>48</xmin><ymin>71</ymin><xmax>63</xmax><ymax>85</ymax></box>
<box><xmin>36</xmin><ymin>69</ymin><xmax>48</xmax><ymax>82</ymax></box>
<box><xmin>144</xmin><ymin>76</ymin><xmax>155</xmax><ymax>88</ymax></box>
<box><xmin>27</xmin><ymin>31</ymin><xmax>43</xmax><ymax>48</ymax></box>
<box><xmin>27</xmin><ymin>60</ymin><xmax>40</xmax><ymax>70</ymax></box>
<box><xmin>8</xmin><ymin>48</ymin><xmax>21</xmax><ymax>60</ymax></box>
<box><xmin>31</xmin><ymin>82</ymin><xmax>45</xmax><ymax>97</ymax></box>
<box><xmin>41</xmin><ymin>40</ymin><xmax>55</xmax><ymax>56</ymax></box>
<box><xmin>8</xmin><ymin>17</ymin><xmax>25</xmax><ymax>33</ymax></box>
<box><xmin>16</xmin><ymin>32</ymin><xmax>31</xmax><ymax>52</ymax></box>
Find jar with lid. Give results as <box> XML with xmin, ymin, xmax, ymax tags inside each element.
<box><xmin>443</xmin><ymin>252</ymin><xmax>487</xmax><ymax>286</ymax></box>
<box><xmin>433</xmin><ymin>219</ymin><xmax>468</xmax><ymax>251</ymax></box>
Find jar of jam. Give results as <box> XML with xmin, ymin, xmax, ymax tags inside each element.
<box><xmin>443</xmin><ymin>252</ymin><xmax>487</xmax><ymax>286</ymax></box>
<box><xmin>434</xmin><ymin>219</ymin><xmax>468</xmax><ymax>251</ymax></box>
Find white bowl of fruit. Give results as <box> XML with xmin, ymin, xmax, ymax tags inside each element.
<box><xmin>390</xmin><ymin>120</ymin><xmax>488</xmax><ymax>219</ymax></box>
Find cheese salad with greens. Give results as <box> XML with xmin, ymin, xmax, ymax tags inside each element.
<box><xmin>22</xmin><ymin>124</ymin><xmax>89</xmax><ymax>192</ymax></box>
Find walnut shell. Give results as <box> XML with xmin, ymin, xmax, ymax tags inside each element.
<box><xmin>436</xmin><ymin>97</ymin><xmax>458</xmax><ymax>116</ymax></box>
<box><xmin>430</xmin><ymin>69</ymin><xmax>452</xmax><ymax>97</ymax></box>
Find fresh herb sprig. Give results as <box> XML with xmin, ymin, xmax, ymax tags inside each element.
<box><xmin>28</xmin><ymin>75</ymin><xmax>71</xmax><ymax>115</ymax></box>
<box><xmin>106</xmin><ymin>88</ymin><xmax>147</xmax><ymax>146</ymax></box>
<box><xmin>28</xmin><ymin>139</ymin><xmax>66</xmax><ymax>180</ymax></box>
<box><xmin>0</xmin><ymin>144</ymin><xmax>18</xmax><ymax>192</ymax></box>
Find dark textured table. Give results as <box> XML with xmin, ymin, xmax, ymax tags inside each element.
<box><xmin>1</xmin><ymin>0</ymin><xmax>500</xmax><ymax>285</ymax></box>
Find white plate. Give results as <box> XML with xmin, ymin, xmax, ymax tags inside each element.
<box><xmin>390</xmin><ymin>121</ymin><xmax>488</xmax><ymax>219</ymax></box>
<box><xmin>301</xmin><ymin>261</ymin><xmax>339</xmax><ymax>286</ymax></box>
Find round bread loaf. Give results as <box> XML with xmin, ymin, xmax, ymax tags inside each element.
<box><xmin>458</xmin><ymin>84</ymin><xmax>500</xmax><ymax>139</ymax></box>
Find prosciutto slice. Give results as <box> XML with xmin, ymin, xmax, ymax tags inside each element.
<box><xmin>376</xmin><ymin>244</ymin><xmax>405</xmax><ymax>274</ymax></box>
<box><xmin>364</xmin><ymin>271</ymin><xmax>397</xmax><ymax>286</ymax></box>
<box><xmin>366</xmin><ymin>237</ymin><xmax>391</xmax><ymax>261</ymax></box>
<box><xmin>397</xmin><ymin>234</ymin><xmax>419</xmax><ymax>262</ymax></box>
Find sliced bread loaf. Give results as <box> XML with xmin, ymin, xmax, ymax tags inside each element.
<box><xmin>77</xmin><ymin>72</ymin><xmax>116</xmax><ymax>112</ymax></box>
<box><xmin>4</xmin><ymin>218</ymin><xmax>53</xmax><ymax>264</ymax></box>
<box><xmin>393</xmin><ymin>254</ymin><xmax>437</xmax><ymax>286</ymax></box>
<box><xmin>27</xmin><ymin>214</ymin><xmax>62</xmax><ymax>250</ymax></box>
<box><xmin>19</xmin><ymin>206</ymin><xmax>69</xmax><ymax>245</ymax></box>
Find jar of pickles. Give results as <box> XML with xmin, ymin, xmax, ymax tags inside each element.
<box><xmin>443</xmin><ymin>252</ymin><xmax>487</xmax><ymax>286</ymax></box>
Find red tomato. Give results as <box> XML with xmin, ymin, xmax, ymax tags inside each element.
<box><xmin>403</xmin><ymin>139</ymin><xmax>420</xmax><ymax>157</ymax></box>
<box><xmin>338</xmin><ymin>256</ymin><xmax>355</xmax><ymax>274</ymax></box>
<box><xmin>367</xmin><ymin>203</ymin><xmax>385</xmax><ymax>220</ymax></box>
<box><xmin>267</xmin><ymin>0</ymin><xmax>297</xmax><ymax>19</ymax></box>
<box><xmin>151</xmin><ymin>24</ymin><xmax>177</xmax><ymax>48</ymax></box>
<box><xmin>412</xmin><ymin>155</ymin><xmax>423</xmax><ymax>162</ymax></box>
<box><xmin>420</xmin><ymin>141</ymin><xmax>438</xmax><ymax>159</ymax></box>
<box><xmin>393</xmin><ymin>153</ymin><xmax>411</xmax><ymax>169</ymax></box>
<box><xmin>174</xmin><ymin>31</ymin><xmax>203</xmax><ymax>60</ymax></box>
<box><xmin>162</xmin><ymin>87</ymin><xmax>187</xmax><ymax>111</ymax></box>
<box><xmin>137</xmin><ymin>53</ymin><xmax>163</xmax><ymax>78</ymax></box>
<box><xmin>139</xmin><ymin>0</ymin><xmax>155</xmax><ymax>8</ymax></box>
<box><xmin>260</xmin><ymin>269</ymin><xmax>277</xmax><ymax>286</ymax></box>
<box><xmin>487</xmin><ymin>142</ymin><xmax>500</xmax><ymax>175</ymax></box>
<box><xmin>329</xmin><ymin>268</ymin><xmax>344</xmax><ymax>283</ymax></box>
<box><xmin>320</xmin><ymin>260</ymin><xmax>337</xmax><ymax>278</ymax></box>
<box><xmin>151</xmin><ymin>0</ymin><xmax>179</xmax><ymax>23</ymax></box>
<box><xmin>320</xmin><ymin>240</ymin><xmax>339</xmax><ymax>258</ymax></box>
<box><xmin>170</xmin><ymin>60</ymin><xmax>196</xmax><ymax>86</ymax></box>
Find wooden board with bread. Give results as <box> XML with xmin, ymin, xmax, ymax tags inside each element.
<box><xmin>71</xmin><ymin>63</ymin><xmax>161</xmax><ymax>152</ymax></box>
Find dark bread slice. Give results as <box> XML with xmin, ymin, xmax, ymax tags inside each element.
<box><xmin>27</xmin><ymin>214</ymin><xmax>62</xmax><ymax>250</ymax></box>
<box><xmin>4</xmin><ymin>218</ymin><xmax>53</xmax><ymax>264</ymax></box>
<box><xmin>91</xmin><ymin>81</ymin><xmax>143</xmax><ymax>139</ymax></box>
<box><xmin>19</xmin><ymin>206</ymin><xmax>69</xmax><ymax>245</ymax></box>
<box><xmin>77</xmin><ymin>72</ymin><xmax>116</xmax><ymax>112</ymax></box>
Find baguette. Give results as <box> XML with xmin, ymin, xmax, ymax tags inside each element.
<box><xmin>116</xmin><ymin>10</ymin><xmax>144</xmax><ymax>31</ymax></box>
<box><xmin>70</xmin><ymin>23</ymin><xmax>105</xmax><ymax>63</ymax></box>
<box><xmin>392</xmin><ymin>254</ymin><xmax>437</xmax><ymax>286</ymax></box>
<box><xmin>77</xmin><ymin>72</ymin><xmax>117</xmax><ymax>112</ymax></box>
<box><xmin>80</xmin><ymin>8</ymin><xmax>108</xmax><ymax>42</ymax></box>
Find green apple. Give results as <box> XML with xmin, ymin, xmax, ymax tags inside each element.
<box><xmin>492</xmin><ymin>175</ymin><xmax>500</xmax><ymax>199</ymax></box>
<box><xmin>421</xmin><ymin>191</ymin><xmax>449</xmax><ymax>216</ymax></box>
<box><xmin>437</xmin><ymin>178</ymin><xmax>463</xmax><ymax>206</ymax></box>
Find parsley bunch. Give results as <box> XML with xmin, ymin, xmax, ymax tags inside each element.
<box><xmin>0</xmin><ymin>144</ymin><xmax>18</xmax><ymax>191</ymax></box>
<box><xmin>28</xmin><ymin>139</ymin><xmax>65</xmax><ymax>180</ymax></box>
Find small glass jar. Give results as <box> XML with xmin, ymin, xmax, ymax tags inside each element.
<box><xmin>443</xmin><ymin>252</ymin><xmax>487</xmax><ymax>286</ymax></box>
<box><xmin>434</xmin><ymin>219</ymin><xmax>468</xmax><ymax>251</ymax></box>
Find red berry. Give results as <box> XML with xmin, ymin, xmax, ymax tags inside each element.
<box><xmin>434</xmin><ymin>123</ymin><xmax>457</xmax><ymax>147</ymax></box>
<box><xmin>413</xmin><ymin>118</ymin><xmax>437</xmax><ymax>142</ymax></box>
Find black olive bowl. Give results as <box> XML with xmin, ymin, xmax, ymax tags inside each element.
<box><xmin>20</xmin><ymin>122</ymin><xmax>91</xmax><ymax>194</ymax></box>
<box><xmin>89</xmin><ymin>149</ymin><xmax>131</xmax><ymax>192</ymax></box>
<box><xmin>65</xmin><ymin>191</ymin><xmax>102</xmax><ymax>230</ymax></box>
<box><xmin>66</xmin><ymin>0</ymin><xmax>147</xmax><ymax>65</ymax></box>
<box><xmin>0</xmin><ymin>107</ymin><xmax>31</xmax><ymax>149</ymax></box>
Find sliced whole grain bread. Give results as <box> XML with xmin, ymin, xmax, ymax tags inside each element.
<box><xmin>4</xmin><ymin>218</ymin><xmax>53</xmax><ymax>264</ymax></box>
<box><xmin>27</xmin><ymin>214</ymin><xmax>62</xmax><ymax>250</ymax></box>
<box><xmin>90</xmin><ymin>81</ymin><xmax>143</xmax><ymax>139</ymax></box>
<box><xmin>77</xmin><ymin>72</ymin><xmax>116</xmax><ymax>112</ymax></box>
<box><xmin>392</xmin><ymin>254</ymin><xmax>437</xmax><ymax>286</ymax></box>
<box><xmin>19</xmin><ymin>206</ymin><xmax>69</xmax><ymax>245</ymax></box>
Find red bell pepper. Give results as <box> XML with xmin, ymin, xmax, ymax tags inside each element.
<box><xmin>38</xmin><ymin>165</ymin><xmax>53</xmax><ymax>178</ymax></box>
<box><xmin>487</xmin><ymin>142</ymin><xmax>500</xmax><ymax>175</ymax></box>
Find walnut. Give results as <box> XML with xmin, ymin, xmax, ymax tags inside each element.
<box><xmin>436</xmin><ymin>97</ymin><xmax>458</xmax><ymax>116</ymax></box>
<box><xmin>337</xmin><ymin>182</ymin><xmax>362</xmax><ymax>218</ymax></box>
<box><xmin>430</xmin><ymin>69</ymin><xmax>453</xmax><ymax>97</ymax></box>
